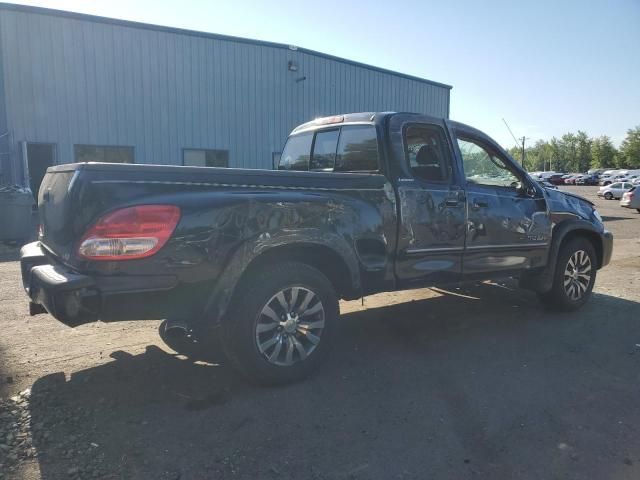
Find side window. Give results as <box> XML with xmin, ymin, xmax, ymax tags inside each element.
<box><xmin>310</xmin><ymin>129</ymin><xmax>339</xmax><ymax>171</ymax></box>
<box><xmin>335</xmin><ymin>126</ymin><xmax>379</xmax><ymax>172</ymax></box>
<box><xmin>183</xmin><ymin>149</ymin><xmax>229</xmax><ymax>167</ymax></box>
<box><xmin>278</xmin><ymin>132</ymin><xmax>312</xmax><ymax>171</ymax></box>
<box><xmin>404</xmin><ymin>125</ymin><xmax>451</xmax><ymax>182</ymax></box>
<box><xmin>456</xmin><ymin>137</ymin><xmax>520</xmax><ymax>188</ymax></box>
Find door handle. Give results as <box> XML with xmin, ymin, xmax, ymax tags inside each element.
<box><xmin>471</xmin><ymin>200</ymin><xmax>489</xmax><ymax>210</ymax></box>
<box><xmin>445</xmin><ymin>190</ymin><xmax>465</xmax><ymax>207</ymax></box>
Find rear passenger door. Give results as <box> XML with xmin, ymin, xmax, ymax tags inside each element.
<box><xmin>389</xmin><ymin>115</ymin><xmax>466</xmax><ymax>286</ymax></box>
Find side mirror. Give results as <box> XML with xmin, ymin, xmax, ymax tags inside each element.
<box><xmin>516</xmin><ymin>182</ymin><xmax>537</xmax><ymax>198</ymax></box>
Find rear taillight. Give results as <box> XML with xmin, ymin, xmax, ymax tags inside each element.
<box><xmin>77</xmin><ymin>205</ymin><xmax>181</xmax><ymax>260</ymax></box>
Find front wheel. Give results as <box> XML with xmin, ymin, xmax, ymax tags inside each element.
<box><xmin>604</xmin><ymin>192</ymin><xmax>613</xmax><ymax>200</ymax></box>
<box><xmin>222</xmin><ymin>262</ymin><xmax>338</xmax><ymax>385</ymax></box>
<box><xmin>538</xmin><ymin>238</ymin><xmax>597</xmax><ymax>312</ymax></box>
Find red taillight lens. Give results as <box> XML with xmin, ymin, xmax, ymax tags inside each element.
<box><xmin>78</xmin><ymin>205</ymin><xmax>181</xmax><ymax>260</ymax></box>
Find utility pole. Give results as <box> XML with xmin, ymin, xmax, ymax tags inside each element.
<box><xmin>502</xmin><ymin>118</ymin><xmax>526</xmax><ymax>168</ymax></box>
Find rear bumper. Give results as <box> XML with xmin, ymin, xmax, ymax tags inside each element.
<box><xmin>21</xmin><ymin>242</ymin><xmax>99</xmax><ymax>326</ymax></box>
<box><xmin>20</xmin><ymin>242</ymin><xmax>183</xmax><ymax>327</ymax></box>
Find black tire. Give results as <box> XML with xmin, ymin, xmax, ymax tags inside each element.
<box><xmin>222</xmin><ymin>262</ymin><xmax>339</xmax><ymax>385</ymax></box>
<box><xmin>604</xmin><ymin>192</ymin><xmax>613</xmax><ymax>200</ymax></box>
<box><xmin>636</xmin><ymin>209</ymin><xmax>640</xmax><ymax>213</ymax></box>
<box><xmin>538</xmin><ymin>237</ymin><xmax>597</xmax><ymax>312</ymax></box>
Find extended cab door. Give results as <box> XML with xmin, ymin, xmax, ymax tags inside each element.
<box><xmin>390</xmin><ymin>114</ymin><xmax>466</xmax><ymax>286</ymax></box>
<box><xmin>449</xmin><ymin>123</ymin><xmax>551</xmax><ymax>276</ymax></box>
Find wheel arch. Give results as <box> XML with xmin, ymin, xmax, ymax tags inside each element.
<box><xmin>234</xmin><ymin>242</ymin><xmax>359</xmax><ymax>299</ymax></box>
<box><xmin>521</xmin><ymin>219</ymin><xmax>604</xmax><ymax>293</ymax></box>
<box><xmin>200</xmin><ymin>239</ymin><xmax>360</xmax><ymax>329</ymax></box>
<box><xmin>559</xmin><ymin>228</ymin><xmax>603</xmax><ymax>269</ymax></box>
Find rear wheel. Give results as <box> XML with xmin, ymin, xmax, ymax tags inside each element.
<box><xmin>538</xmin><ymin>237</ymin><xmax>597</xmax><ymax>312</ymax></box>
<box><xmin>222</xmin><ymin>262</ymin><xmax>338</xmax><ymax>385</ymax></box>
<box><xmin>604</xmin><ymin>192</ymin><xmax>613</xmax><ymax>200</ymax></box>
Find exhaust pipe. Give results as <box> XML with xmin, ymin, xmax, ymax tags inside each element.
<box><xmin>163</xmin><ymin>318</ymin><xmax>189</xmax><ymax>338</ymax></box>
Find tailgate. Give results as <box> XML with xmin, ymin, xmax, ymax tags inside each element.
<box><xmin>37</xmin><ymin>166</ymin><xmax>81</xmax><ymax>262</ymax></box>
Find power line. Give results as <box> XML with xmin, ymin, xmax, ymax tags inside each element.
<box><xmin>502</xmin><ymin>118</ymin><xmax>527</xmax><ymax>167</ymax></box>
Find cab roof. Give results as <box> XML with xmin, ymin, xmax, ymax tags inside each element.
<box><xmin>290</xmin><ymin>111</ymin><xmax>453</xmax><ymax>135</ymax></box>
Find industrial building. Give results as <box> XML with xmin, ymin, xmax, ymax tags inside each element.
<box><xmin>0</xmin><ymin>3</ymin><xmax>452</xmax><ymax>195</ymax></box>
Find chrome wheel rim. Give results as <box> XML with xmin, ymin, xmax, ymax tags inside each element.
<box><xmin>563</xmin><ymin>250</ymin><xmax>592</xmax><ymax>301</ymax></box>
<box><xmin>255</xmin><ymin>286</ymin><xmax>325</xmax><ymax>366</ymax></box>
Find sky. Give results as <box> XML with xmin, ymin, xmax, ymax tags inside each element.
<box><xmin>10</xmin><ymin>0</ymin><xmax>640</xmax><ymax>149</ymax></box>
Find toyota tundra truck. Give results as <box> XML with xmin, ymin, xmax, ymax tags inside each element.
<box><xmin>20</xmin><ymin>112</ymin><xmax>613</xmax><ymax>384</ymax></box>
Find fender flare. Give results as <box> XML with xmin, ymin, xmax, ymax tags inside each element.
<box><xmin>197</xmin><ymin>232</ymin><xmax>361</xmax><ymax>328</ymax></box>
<box><xmin>521</xmin><ymin>218</ymin><xmax>604</xmax><ymax>293</ymax></box>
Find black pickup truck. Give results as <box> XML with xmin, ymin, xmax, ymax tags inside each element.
<box><xmin>21</xmin><ymin>112</ymin><xmax>612</xmax><ymax>384</ymax></box>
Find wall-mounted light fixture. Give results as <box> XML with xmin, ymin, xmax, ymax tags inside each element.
<box><xmin>288</xmin><ymin>60</ymin><xmax>298</xmax><ymax>72</ymax></box>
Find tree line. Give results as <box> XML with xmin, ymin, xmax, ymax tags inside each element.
<box><xmin>507</xmin><ymin>126</ymin><xmax>640</xmax><ymax>173</ymax></box>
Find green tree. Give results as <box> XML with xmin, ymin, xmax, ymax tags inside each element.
<box><xmin>526</xmin><ymin>140</ymin><xmax>553</xmax><ymax>171</ymax></box>
<box><xmin>561</xmin><ymin>133</ymin><xmax>578</xmax><ymax>172</ymax></box>
<box><xmin>590</xmin><ymin>135</ymin><xmax>617</xmax><ymax>169</ymax></box>
<box><xmin>549</xmin><ymin>137</ymin><xmax>563</xmax><ymax>171</ymax></box>
<box><xmin>618</xmin><ymin>126</ymin><xmax>640</xmax><ymax>169</ymax></box>
<box><xmin>575</xmin><ymin>131</ymin><xmax>592</xmax><ymax>172</ymax></box>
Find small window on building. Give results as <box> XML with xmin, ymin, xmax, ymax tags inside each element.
<box><xmin>272</xmin><ymin>152</ymin><xmax>282</xmax><ymax>170</ymax></box>
<box><xmin>183</xmin><ymin>149</ymin><xmax>229</xmax><ymax>167</ymax></box>
<box><xmin>335</xmin><ymin>126</ymin><xmax>380</xmax><ymax>172</ymax></box>
<box><xmin>310</xmin><ymin>129</ymin><xmax>339</xmax><ymax>171</ymax></box>
<box><xmin>404</xmin><ymin>125</ymin><xmax>451</xmax><ymax>182</ymax></box>
<box><xmin>278</xmin><ymin>132</ymin><xmax>312</xmax><ymax>171</ymax></box>
<box><xmin>74</xmin><ymin>145</ymin><xmax>134</xmax><ymax>163</ymax></box>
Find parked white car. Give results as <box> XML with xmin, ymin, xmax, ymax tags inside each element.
<box><xmin>626</xmin><ymin>174</ymin><xmax>640</xmax><ymax>183</ymax></box>
<box><xmin>620</xmin><ymin>187</ymin><xmax>640</xmax><ymax>213</ymax></box>
<box><xmin>598</xmin><ymin>182</ymin><xmax>634</xmax><ymax>200</ymax></box>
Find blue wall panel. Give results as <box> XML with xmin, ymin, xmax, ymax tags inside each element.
<box><xmin>0</xmin><ymin>4</ymin><xmax>451</xmax><ymax>184</ymax></box>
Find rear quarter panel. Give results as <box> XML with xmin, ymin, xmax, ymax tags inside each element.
<box><xmin>43</xmin><ymin>164</ymin><xmax>398</xmax><ymax>297</ymax></box>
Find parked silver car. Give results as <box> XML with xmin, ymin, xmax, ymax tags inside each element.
<box><xmin>620</xmin><ymin>187</ymin><xmax>640</xmax><ymax>213</ymax></box>
<box><xmin>597</xmin><ymin>182</ymin><xmax>633</xmax><ymax>200</ymax></box>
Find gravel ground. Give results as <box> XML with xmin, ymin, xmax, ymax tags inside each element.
<box><xmin>0</xmin><ymin>185</ymin><xmax>639</xmax><ymax>479</ymax></box>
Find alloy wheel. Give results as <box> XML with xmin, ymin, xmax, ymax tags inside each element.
<box><xmin>255</xmin><ymin>287</ymin><xmax>325</xmax><ymax>366</ymax></box>
<box><xmin>563</xmin><ymin>250</ymin><xmax>592</xmax><ymax>301</ymax></box>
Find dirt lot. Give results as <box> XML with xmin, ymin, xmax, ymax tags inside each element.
<box><xmin>1</xmin><ymin>185</ymin><xmax>639</xmax><ymax>480</ymax></box>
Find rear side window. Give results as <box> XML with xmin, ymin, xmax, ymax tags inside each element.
<box><xmin>335</xmin><ymin>126</ymin><xmax>379</xmax><ymax>172</ymax></box>
<box><xmin>310</xmin><ymin>129</ymin><xmax>339</xmax><ymax>171</ymax></box>
<box><xmin>404</xmin><ymin>125</ymin><xmax>451</xmax><ymax>182</ymax></box>
<box><xmin>278</xmin><ymin>132</ymin><xmax>312</xmax><ymax>171</ymax></box>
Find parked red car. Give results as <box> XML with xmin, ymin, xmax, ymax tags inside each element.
<box><xmin>548</xmin><ymin>174</ymin><xmax>566</xmax><ymax>185</ymax></box>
